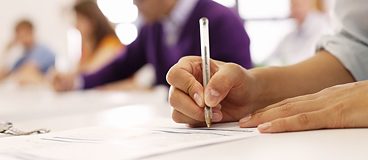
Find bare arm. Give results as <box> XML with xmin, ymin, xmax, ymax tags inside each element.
<box><xmin>251</xmin><ymin>50</ymin><xmax>355</xmax><ymax>108</ymax></box>
<box><xmin>13</xmin><ymin>62</ymin><xmax>45</xmax><ymax>85</ymax></box>
<box><xmin>0</xmin><ymin>68</ymin><xmax>10</xmax><ymax>81</ymax></box>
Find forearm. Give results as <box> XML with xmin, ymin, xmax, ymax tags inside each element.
<box><xmin>251</xmin><ymin>50</ymin><xmax>355</xmax><ymax>107</ymax></box>
<box><xmin>7</xmin><ymin>62</ymin><xmax>45</xmax><ymax>86</ymax></box>
<box><xmin>82</xmin><ymin>61</ymin><xmax>128</xmax><ymax>89</ymax></box>
<box><xmin>0</xmin><ymin>68</ymin><xmax>9</xmax><ymax>81</ymax></box>
<box><xmin>82</xmin><ymin>53</ymin><xmax>145</xmax><ymax>89</ymax></box>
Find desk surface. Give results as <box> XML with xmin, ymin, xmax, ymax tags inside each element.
<box><xmin>0</xmin><ymin>83</ymin><xmax>367</xmax><ymax>160</ymax></box>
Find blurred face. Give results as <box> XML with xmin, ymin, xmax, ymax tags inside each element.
<box><xmin>290</xmin><ymin>0</ymin><xmax>312</xmax><ymax>23</ymax></box>
<box><xmin>134</xmin><ymin>0</ymin><xmax>173</xmax><ymax>23</ymax></box>
<box><xmin>15</xmin><ymin>27</ymin><xmax>34</xmax><ymax>47</ymax></box>
<box><xmin>75</xmin><ymin>13</ymin><xmax>94</xmax><ymax>38</ymax></box>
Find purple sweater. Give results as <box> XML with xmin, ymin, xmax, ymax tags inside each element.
<box><xmin>82</xmin><ymin>0</ymin><xmax>252</xmax><ymax>89</ymax></box>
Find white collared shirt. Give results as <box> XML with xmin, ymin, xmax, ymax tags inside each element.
<box><xmin>317</xmin><ymin>0</ymin><xmax>368</xmax><ymax>81</ymax></box>
<box><xmin>162</xmin><ymin>0</ymin><xmax>199</xmax><ymax>46</ymax></box>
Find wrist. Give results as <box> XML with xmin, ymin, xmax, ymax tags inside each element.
<box><xmin>248</xmin><ymin>67</ymin><xmax>279</xmax><ymax>109</ymax></box>
<box><xmin>73</xmin><ymin>75</ymin><xmax>84</xmax><ymax>90</ymax></box>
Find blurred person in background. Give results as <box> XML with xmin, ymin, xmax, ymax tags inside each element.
<box><xmin>74</xmin><ymin>1</ymin><xmax>124</xmax><ymax>74</ymax></box>
<box><xmin>0</xmin><ymin>19</ymin><xmax>55</xmax><ymax>86</ymax></box>
<box><xmin>263</xmin><ymin>0</ymin><xmax>331</xmax><ymax>66</ymax></box>
<box><xmin>51</xmin><ymin>0</ymin><xmax>252</xmax><ymax>92</ymax></box>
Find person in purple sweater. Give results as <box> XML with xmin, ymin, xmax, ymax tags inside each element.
<box><xmin>52</xmin><ymin>0</ymin><xmax>252</xmax><ymax>91</ymax></box>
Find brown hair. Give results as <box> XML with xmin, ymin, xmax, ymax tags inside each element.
<box><xmin>74</xmin><ymin>0</ymin><xmax>117</xmax><ymax>51</ymax></box>
<box><xmin>312</xmin><ymin>0</ymin><xmax>326</xmax><ymax>12</ymax></box>
<box><xmin>15</xmin><ymin>19</ymin><xmax>34</xmax><ymax>32</ymax></box>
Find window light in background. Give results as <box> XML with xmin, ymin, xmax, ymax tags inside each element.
<box><xmin>96</xmin><ymin>0</ymin><xmax>295</xmax><ymax>62</ymax></box>
<box><xmin>97</xmin><ymin>0</ymin><xmax>139</xmax><ymax>45</ymax></box>
<box><xmin>238</xmin><ymin>0</ymin><xmax>293</xmax><ymax>64</ymax></box>
<box><xmin>97</xmin><ymin>0</ymin><xmax>138</xmax><ymax>23</ymax></box>
<box><xmin>213</xmin><ymin>0</ymin><xmax>236</xmax><ymax>8</ymax></box>
<box><xmin>115</xmin><ymin>23</ymin><xmax>138</xmax><ymax>45</ymax></box>
<box><xmin>239</xmin><ymin>0</ymin><xmax>290</xmax><ymax>19</ymax></box>
<box><xmin>58</xmin><ymin>27</ymin><xmax>82</xmax><ymax>72</ymax></box>
<box><xmin>246</xmin><ymin>20</ymin><xmax>294</xmax><ymax>64</ymax></box>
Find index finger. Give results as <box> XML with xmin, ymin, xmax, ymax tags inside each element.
<box><xmin>258</xmin><ymin>111</ymin><xmax>327</xmax><ymax>133</ymax></box>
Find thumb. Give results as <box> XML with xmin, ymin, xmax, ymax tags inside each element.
<box><xmin>205</xmin><ymin>63</ymin><xmax>243</xmax><ymax>107</ymax></box>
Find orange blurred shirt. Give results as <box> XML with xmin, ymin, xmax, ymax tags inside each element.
<box><xmin>79</xmin><ymin>35</ymin><xmax>124</xmax><ymax>73</ymax></box>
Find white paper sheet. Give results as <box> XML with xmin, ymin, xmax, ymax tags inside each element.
<box><xmin>0</xmin><ymin>123</ymin><xmax>258</xmax><ymax>160</ymax></box>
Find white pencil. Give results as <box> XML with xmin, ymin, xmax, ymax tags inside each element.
<box><xmin>199</xmin><ymin>17</ymin><xmax>212</xmax><ymax>128</ymax></box>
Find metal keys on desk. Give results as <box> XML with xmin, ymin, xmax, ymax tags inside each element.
<box><xmin>0</xmin><ymin>121</ymin><xmax>50</xmax><ymax>136</ymax></box>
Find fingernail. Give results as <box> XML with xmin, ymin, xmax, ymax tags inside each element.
<box><xmin>193</xmin><ymin>93</ymin><xmax>203</xmax><ymax>106</ymax></box>
<box><xmin>206</xmin><ymin>88</ymin><xmax>220</xmax><ymax>105</ymax></box>
<box><xmin>209</xmin><ymin>89</ymin><xmax>220</xmax><ymax>97</ymax></box>
<box><xmin>239</xmin><ymin>115</ymin><xmax>252</xmax><ymax>124</ymax></box>
<box><xmin>212</xmin><ymin>112</ymin><xmax>222</xmax><ymax>122</ymax></box>
<box><xmin>258</xmin><ymin>122</ymin><xmax>272</xmax><ymax>131</ymax></box>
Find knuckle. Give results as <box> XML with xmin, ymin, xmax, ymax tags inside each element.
<box><xmin>178</xmin><ymin>56</ymin><xmax>196</xmax><ymax>64</ymax></box>
<box><xmin>254</xmin><ymin>112</ymin><xmax>265</xmax><ymax>123</ymax></box>
<box><xmin>168</xmin><ymin>89</ymin><xmax>180</xmax><ymax>108</ymax></box>
<box><xmin>184</xmin><ymin>78</ymin><xmax>196</xmax><ymax>94</ymax></box>
<box><xmin>166</xmin><ymin>67</ymin><xmax>177</xmax><ymax>85</ymax></box>
<box><xmin>182</xmin><ymin>56</ymin><xmax>194</xmax><ymax>61</ymax></box>
<box><xmin>297</xmin><ymin>113</ymin><xmax>310</xmax><ymax>126</ymax></box>
<box><xmin>322</xmin><ymin>85</ymin><xmax>343</xmax><ymax>94</ymax></box>
<box><xmin>275</xmin><ymin>119</ymin><xmax>287</xmax><ymax>131</ymax></box>
<box><xmin>186</xmin><ymin>80</ymin><xmax>197</xmax><ymax>95</ymax></box>
<box><xmin>279</xmin><ymin>98</ymin><xmax>291</xmax><ymax>106</ymax></box>
<box><xmin>178</xmin><ymin>56</ymin><xmax>189</xmax><ymax>63</ymax></box>
<box><xmin>172</xmin><ymin>111</ymin><xmax>182</xmax><ymax>123</ymax></box>
<box><xmin>192</xmin><ymin>110</ymin><xmax>204</xmax><ymax>122</ymax></box>
<box><xmin>225</xmin><ymin>63</ymin><xmax>244</xmax><ymax>75</ymax></box>
<box><xmin>216</xmin><ymin>64</ymin><xmax>241</xmax><ymax>84</ymax></box>
<box><xmin>328</xmin><ymin>103</ymin><xmax>347</xmax><ymax>128</ymax></box>
<box><xmin>279</xmin><ymin>103</ymin><xmax>293</xmax><ymax>114</ymax></box>
<box><xmin>225</xmin><ymin>63</ymin><xmax>241</xmax><ymax>70</ymax></box>
<box><xmin>352</xmin><ymin>82</ymin><xmax>361</xmax><ymax>87</ymax></box>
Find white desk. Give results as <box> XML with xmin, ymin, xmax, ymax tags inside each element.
<box><xmin>1</xmin><ymin>83</ymin><xmax>367</xmax><ymax>160</ymax></box>
<box><xmin>147</xmin><ymin>129</ymin><xmax>368</xmax><ymax>160</ymax></box>
<box><xmin>0</xmin><ymin>83</ymin><xmax>171</xmax><ymax>131</ymax></box>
